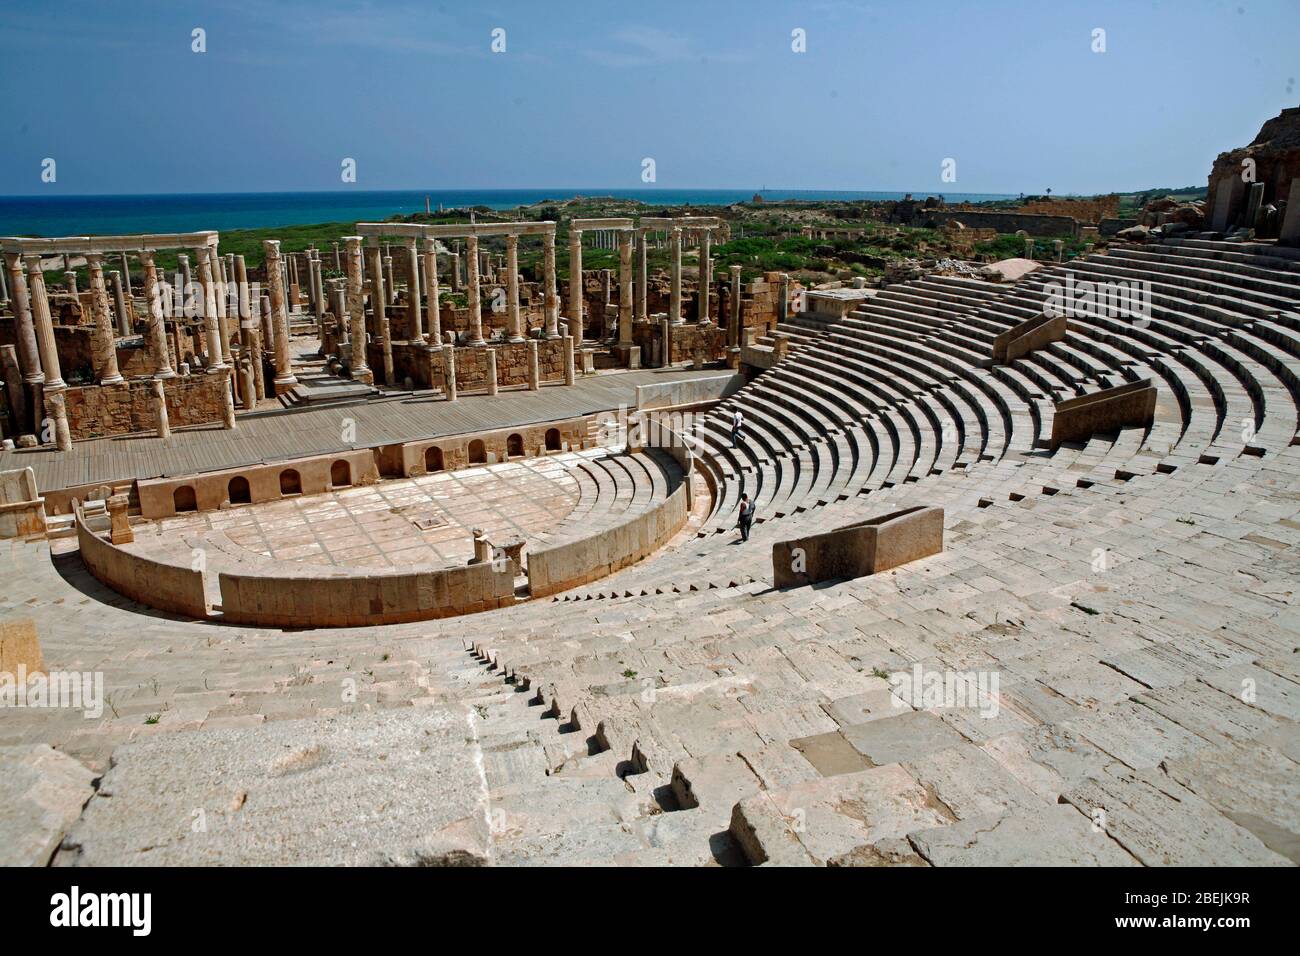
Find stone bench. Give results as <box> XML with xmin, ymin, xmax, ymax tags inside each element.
<box><xmin>772</xmin><ymin>505</ymin><xmax>944</xmax><ymax>588</ymax></box>
<box><xmin>1049</xmin><ymin>379</ymin><xmax>1158</xmax><ymax>451</ymax></box>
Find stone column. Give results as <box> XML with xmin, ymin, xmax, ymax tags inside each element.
<box><xmin>6</xmin><ymin>255</ymin><xmax>44</xmax><ymax>391</ymax></box>
<box><xmin>662</xmin><ymin>315</ymin><xmax>672</xmax><ymax>367</ymax></box>
<box><xmin>444</xmin><ymin>344</ymin><xmax>457</xmax><ymax>401</ymax></box>
<box><xmin>344</xmin><ymin>237</ymin><xmax>372</xmax><ymax>384</ymax></box>
<box><xmin>563</xmin><ymin>335</ymin><xmax>575</xmax><ymax>386</ymax></box>
<box><xmin>239</xmin><ymin>358</ymin><xmax>255</xmax><ymax>410</ymax></box>
<box><xmin>333</xmin><ymin>242</ymin><xmax>342</xmax><ymax>272</ymax></box>
<box><xmin>25</xmin><ymin>257</ymin><xmax>71</xmax><ymax>451</ymax></box>
<box><xmin>777</xmin><ymin>273</ymin><xmax>790</xmax><ymax>323</ymax></box>
<box><xmin>64</xmin><ymin>271</ymin><xmax>78</xmax><ymax>296</ymax></box>
<box><xmin>177</xmin><ymin>253</ymin><xmax>192</xmax><ymax>317</ymax></box>
<box><xmin>450</xmin><ymin>251</ymin><xmax>462</xmax><ymax>291</ymax></box>
<box><xmin>505</xmin><ymin>234</ymin><xmax>523</xmax><ymax>342</ymax></box>
<box><xmin>220</xmin><ymin>367</ymin><xmax>237</xmax><ymax>429</ymax></box>
<box><xmin>85</xmin><ymin>254</ymin><xmax>124</xmax><ymax>384</ymax></box>
<box><xmin>151</xmin><ymin>378</ymin><xmax>171</xmax><ymax>439</ymax></box>
<box><xmin>423</xmin><ymin>239</ymin><xmax>442</xmax><ymax>345</ymax></box>
<box><xmin>406</xmin><ymin>239</ymin><xmax>424</xmax><ymax>343</ymax></box>
<box><xmin>383</xmin><ymin>254</ymin><xmax>396</xmax><ymax>306</ymax></box>
<box><xmin>138</xmin><ymin>251</ymin><xmax>175</xmax><ymax>378</ymax></box>
<box><xmin>543</xmin><ymin>229</ymin><xmax>559</xmax><ymax>338</ymax></box>
<box><xmin>670</xmin><ymin>227</ymin><xmax>683</xmax><ymax>325</ymax></box>
<box><xmin>194</xmin><ymin>247</ymin><xmax>223</xmax><ymax>369</ymax></box>
<box><xmin>527</xmin><ymin>339</ymin><xmax>540</xmax><ymax>390</ymax></box>
<box><xmin>367</xmin><ymin>245</ymin><xmax>392</xmax><ymax>381</ymax></box>
<box><xmin>213</xmin><ymin>249</ymin><xmax>233</xmax><ymax>366</ymax></box>
<box><xmin>698</xmin><ymin>229</ymin><xmax>712</xmax><ymax>324</ymax></box>
<box><xmin>636</xmin><ymin>229</ymin><xmax>648</xmax><ymax>324</ymax></box>
<box><xmin>263</xmin><ymin>240</ymin><xmax>298</xmax><ymax>390</ymax></box>
<box><xmin>729</xmin><ymin>265</ymin><xmax>743</xmax><ymax>349</ymax></box>
<box><xmin>109</xmin><ymin>270</ymin><xmax>130</xmax><ymax>336</ymax></box>
<box><xmin>486</xmin><ymin>347</ymin><xmax>498</xmax><ymax>396</ymax></box>
<box><xmin>235</xmin><ymin>254</ymin><xmax>260</xmax><ymax>399</ymax></box>
<box><xmin>0</xmin><ymin>254</ymin><xmax>7</xmax><ymax>304</ymax></box>
<box><xmin>618</xmin><ymin>230</ymin><xmax>633</xmax><ymax>346</ymax></box>
<box><xmin>466</xmin><ymin>235</ymin><xmax>486</xmax><ymax>346</ymax></box>
<box><xmin>568</xmin><ymin>228</ymin><xmax>583</xmax><ymax>342</ymax></box>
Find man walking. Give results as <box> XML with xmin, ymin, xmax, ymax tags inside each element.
<box><xmin>731</xmin><ymin>408</ymin><xmax>745</xmax><ymax>448</ymax></box>
<box><xmin>736</xmin><ymin>493</ymin><xmax>755</xmax><ymax>542</ymax></box>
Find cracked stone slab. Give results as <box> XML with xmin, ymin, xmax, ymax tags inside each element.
<box><xmin>1060</xmin><ymin>767</ymin><xmax>1292</xmax><ymax>866</ymax></box>
<box><xmin>729</xmin><ymin>764</ymin><xmax>953</xmax><ymax>866</ymax></box>
<box><xmin>0</xmin><ymin>745</ymin><xmax>99</xmax><ymax>866</ymax></box>
<box><xmin>841</xmin><ymin>710</ymin><xmax>970</xmax><ymax>765</ymax></box>
<box><xmin>55</xmin><ymin>707</ymin><xmax>491</xmax><ymax>866</ymax></box>
<box><xmin>1163</xmin><ymin>740</ymin><xmax>1300</xmax><ymax>864</ymax></box>
<box><xmin>908</xmin><ymin>804</ymin><xmax>1139</xmax><ymax>866</ymax></box>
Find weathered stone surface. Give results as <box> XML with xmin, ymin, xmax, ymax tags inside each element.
<box><xmin>0</xmin><ymin>617</ymin><xmax>44</xmax><ymax>675</ymax></box>
<box><xmin>56</xmin><ymin>708</ymin><xmax>492</xmax><ymax>866</ymax></box>
<box><xmin>0</xmin><ymin>745</ymin><xmax>98</xmax><ymax>866</ymax></box>
<box><xmin>1060</xmin><ymin>768</ymin><xmax>1292</xmax><ymax>866</ymax></box>
<box><xmin>908</xmin><ymin>804</ymin><xmax>1138</xmax><ymax>866</ymax></box>
<box><xmin>842</xmin><ymin>710</ymin><xmax>969</xmax><ymax>766</ymax></box>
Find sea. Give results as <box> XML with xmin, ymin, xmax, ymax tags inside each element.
<box><xmin>0</xmin><ymin>189</ymin><xmax>1018</xmax><ymax>237</ymax></box>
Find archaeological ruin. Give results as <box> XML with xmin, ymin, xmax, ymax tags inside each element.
<box><xmin>1</xmin><ymin>106</ymin><xmax>1299</xmax><ymax>872</ymax></box>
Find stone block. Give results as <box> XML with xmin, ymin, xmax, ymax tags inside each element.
<box><xmin>772</xmin><ymin>506</ymin><xmax>944</xmax><ymax>588</ymax></box>
<box><xmin>1049</xmin><ymin>379</ymin><xmax>1157</xmax><ymax>450</ymax></box>
<box><xmin>0</xmin><ymin>618</ymin><xmax>44</xmax><ymax>676</ymax></box>
<box><xmin>991</xmin><ymin>312</ymin><xmax>1067</xmax><ymax>364</ymax></box>
<box><xmin>0</xmin><ymin>745</ymin><xmax>99</xmax><ymax>866</ymax></box>
<box><xmin>1281</xmin><ymin>178</ymin><xmax>1300</xmax><ymax>243</ymax></box>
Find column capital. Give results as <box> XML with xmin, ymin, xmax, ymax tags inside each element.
<box><xmin>84</xmin><ymin>251</ymin><xmax>104</xmax><ymax>266</ymax></box>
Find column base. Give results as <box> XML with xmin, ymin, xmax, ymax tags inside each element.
<box><xmin>468</xmin><ymin>339</ymin><xmax>487</xmax><ymax>348</ymax></box>
<box><xmin>274</xmin><ymin>374</ymin><xmax>300</xmax><ymax>388</ymax></box>
<box><xmin>154</xmin><ymin>369</ymin><xmax>177</xmax><ymax>379</ymax></box>
<box><xmin>352</xmin><ymin>367</ymin><xmax>374</xmax><ymax>385</ymax></box>
<box><xmin>99</xmin><ymin>374</ymin><xmax>126</xmax><ymax>386</ymax></box>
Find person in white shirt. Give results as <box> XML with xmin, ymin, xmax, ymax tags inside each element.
<box><xmin>736</xmin><ymin>493</ymin><xmax>755</xmax><ymax>541</ymax></box>
<box><xmin>731</xmin><ymin>409</ymin><xmax>745</xmax><ymax>448</ymax></box>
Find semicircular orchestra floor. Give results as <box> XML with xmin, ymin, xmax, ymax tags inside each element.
<box><xmin>126</xmin><ymin>453</ymin><xmax>587</xmax><ymax>572</ymax></box>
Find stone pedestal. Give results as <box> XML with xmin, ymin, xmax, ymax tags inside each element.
<box><xmin>107</xmin><ymin>494</ymin><xmax>134</xmax><ymax>545</ymax></box>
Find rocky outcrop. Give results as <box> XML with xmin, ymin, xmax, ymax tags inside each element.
<box><xmin>1206</xmin><ymin>106</ymin><xmax>1300</xmax><ymax>237</ymax></box>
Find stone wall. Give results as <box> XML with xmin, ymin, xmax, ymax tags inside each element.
<box><xmin>218</xmin><ymin>560</ymin><xmax>516</xmax><ymax>627</ymax></box>
<box><xmin>920</xmin><ymin>210</ymin><xmax>1079</xmax><ymax>237</ymax></box>
<box><xmin>64</xmin><ymin>373</ymin><xmax>227</xmax><ymax>441</ymax></box>
<box><xmin>75</xmin><ymin>509</ymin><xmax>209</xmax><ymax>617</ymax></box>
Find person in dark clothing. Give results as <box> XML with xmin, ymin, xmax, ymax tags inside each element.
<box><xmin>736</xmin><ymin>493</ymin><xmax>755</xmax><ymax>542</ymax></box>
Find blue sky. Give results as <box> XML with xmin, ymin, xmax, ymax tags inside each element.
<box><xmin>1</xmin><ymin>0</ymin><xmax>1295</xmax><ymax>196</ymax></box>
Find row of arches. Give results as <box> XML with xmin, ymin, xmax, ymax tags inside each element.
<box><xmin>172</xmin><ymin>460</ymin><xmax>355</xmax><ymax>513</ymax></box>
<box><xmin>424</xmin><ymin>429</ymin><xmax>561</xmax><ymax>472</ymax></box>
<box><xmin>171</xmin><ymin>428</ymin><xmax>568</xmax><ymax>513</ymax></box>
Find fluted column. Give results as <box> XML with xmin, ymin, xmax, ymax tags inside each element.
<box><xmin>505</xmin><ymin>234</ymin><xmax>523</xmax><ymax>342</ymax></box>
<box><xmin>698</xmin><ymin>229</ymin><xmax>712</xmax><ymax>324</ymax></box>
<box><xmin>263</xmin><ymin>240</ymin><xmax>298</xmax><ymax>389</ymax></box>
<box><xmin>213</xmin><ymin>247</ymin><xmax>233</xmax><ymax>365</ymax></box>
<box><xmin>85</xmin><ymin>254</ymin><xmax>124</xmax><ymax>384</ymax></box>
<box><xmin>406</xmin><ymin>239</ymin><xmax>424</xmax><ymax>343</ymax></box>
<box><xmin>139</xmin><ymin>251</ymin><xmax>174</xmax><ymax>378</ymax></box>
<box><xmin>670</xmin><ymin>227</ymin><xmax>683</xmax><ymax>325</ymax></box>
<box><xmin>423</xmin><ymin>239</ymin><xmax>441</xmax><ymax>345</ymax></box>
<box><xmin>25</xmin><ymin>256</ymin><xmax>71</xmax><ymax>450</ymax></box>
<box><xmin>235</xmin><ymin>254</ymin><xmax>260</xmax><ymax>399</ymax></box>
<box><xmin>195</xmin><ymin>246</ymin><xmax>224</xmax><ymax>369</ymax></box>
<box><xmin>465</xmin><ymin>234</ymin><xmax>485</xmax><ymax>346</ymax></box>
<box><xmin>568</xmin><ymin>228</ymin><xmax>583</xmax><ymax>342</ymax></box>
<box><xmin>369</xmin><ymin>244</ymin><xmax>394</xmax><ymax>380</ymax></box>
<box><xmin>618</xmin><ymin>230</ymin><xmax>633</xmax><ymax>346</ymax></box>
<box><xmin>6</xmin><ymin>255</ymin><xmax>43</xmax><ymax>388</ymax></box>
<box><xmin>110</xmin><ymin>270</ymin><xmax>130</xmax><ymax>336</ymax></box>
<box><xmin>543</xmin><ymin>229</ymin><xmax>558</xmax><ymax>339</ymax></box>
